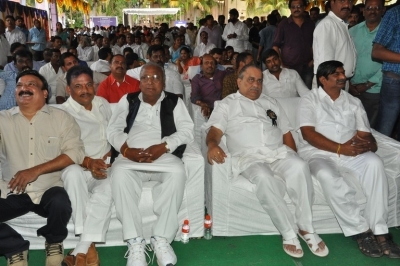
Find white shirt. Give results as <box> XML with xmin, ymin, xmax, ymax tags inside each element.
<box><xmin>90</xmin><ymin>59</ymin><xmax>110</xmax><ymax>73</ymax></box>
<box><xmin>313</xmin><ymin>12</ymin><xmax>356</xmax><ymax>77</ymax></box>
<box><xmin>205</xmin><ymin>91</ymin><xmax>292</xmax><ymax>176</ymax></box>
<box><xmin>60</xmin><ymin>96</ymin><xmax>112</xmax><ymax>158</ymax></box>
<box><xmin>112</xmin><ymin>44</ymin><xmax>123</xmax><ymax>55</ymax></box>
<box><xmin>126</xmin><ymin>66</ymin><xmax>184</xmax><ymax>95</ymax></box>
<box><xmin>0</xmin><ymin>35</ymin><xmax>11</xmax><ymax>67</ymax></box>
<box><xmin>122</xmin><ymin>44</ymin><xmax>144</xmax><ymax>59</ymax></box>
<box><xmin>92</xmin><ymin>45</ymin><xmax>101</xmax><ymax>61</ymax></box>
<box><xmin>193</xmin><ymin>42</ymin><xmax>216</xmax><ymax>57</ymax></box>
<box><xmin>39</xmin><ymin>63</ymin><xmax>64</xmax><ymax>104</ymax></box>
<box><xmin>5</xmin><ymin>28</ymin><xmax>26</xmax><ymax>45</ymax></box>
<box><xmin>296</xmin><ymin>87</ymin><xmax>370</xmax><ymax>160</ymax></box>
<box><xmin>221</xmin><ymin>21</ymin><xmax>249</xmax><ymax>53</ymax></box>
<box><xmin>77</xmin><ymin>45</ymin><xmax>94</xmax><ymax>61</ymax></box>
<box><xmin>140</xmin><ymin>43</ymin><xmax>149</xmax><ymax>59</ymax></box>
<box><xmin>107</xmin><ymin>92</ymin><xmax>194</xmax><ymax>153</ymax></box>
<box><xmin>184</xmin><ymin>33</ymin><xmax>191</xmax><ymax>47</ymax></box>
<box><xmin>262</xmin><ymin>68</ymin><xmax>310</xmax><ymax>98</ymax></box>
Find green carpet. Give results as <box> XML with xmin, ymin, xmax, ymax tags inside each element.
<box><xmin>2</xmin><ymin>228</ymin><xmax>400</xmax><ymax>265</ymax></box>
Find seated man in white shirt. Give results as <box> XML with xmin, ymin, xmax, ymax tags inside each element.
<box><xmin>92</xmin><ymin>34</ymin><xmax>103</xmax><ymax>61</ymax></box>
<box><xmin>39</xmin><ymin>48</ymin><xmax>63</xmax><ymax>104</ymax></box>
<box><xmin>126</xmin><ymin>45</ymin><xmax>184</xmax><ymax>97</ymax></box>
<box><xmin>90</xmin><ymin>47</ymin><xmax>112</xmax><ymax>76</ymax></box>
<box><xmin>205</xmin><ymin>64</ymin><xmax>328</xmax><ymax>258</ymax></box>
<box><xmin>60</xmin><ymin>66</ymin><xmax>113</xmax><ymax>266</ymax></box>
<box><xmin>56</xmin><ymin>52</ymin><xmax>107</xmax><ymax>104</ymax></box>
<box><xmin>107</xmin><ymin>62</ymin><xmax>194</xmax><ymax>266</ymax></box>
<box><xmin>77</xmin><ymin>37</ymin><xmax>94</xmax><ymax>62</ymax></box>
<box><xmin>193</xmin><ymin>31</ymin><xmax>216</xmax><ymax>57</ymax></box>
<box><xmin>262</xmin><ymin>49</ymin><xmax>310</xmax><ymax>98</ymax></box>
<box><xmin>297</xmin><ymin>60</ymin><xmax>400</xmax><ymax>258</ymax></box>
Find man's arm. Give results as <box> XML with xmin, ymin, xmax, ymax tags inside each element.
<box><xmin>283</xmin><ymin>131</ymin><xmax>297</xmax><ymax>152</ymax></box>
<box><xmin>206</xmin><ymin>126</ymin><xmax>227</xmax><ymax>164</ymax></box>
<box><xmin>372</xmin><ymin>44</ymin><xmax>400</xmax><ymax>63</ymax></box>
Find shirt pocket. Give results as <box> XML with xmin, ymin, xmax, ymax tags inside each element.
<box><xmin>342</xmin><ymin>110</ymin><xmax>356</xmax><ymax>130</ymax></box>
<box><xmin>39</xmin><ymin>135</ymin><xmax>61</xmax><ymax>161</ymax></box>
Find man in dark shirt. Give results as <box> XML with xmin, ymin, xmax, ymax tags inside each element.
<box><xmin>272</xmin><ymin>0</ymin><xmax>315</xmax><ymax>89</ymax></box>
<box><xmin>248</xmin><ymin>16</ymin><xmax>261</xmax><ymax>65</ymax></box>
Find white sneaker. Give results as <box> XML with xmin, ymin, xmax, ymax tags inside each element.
<box><xmin>150</xmin><ymin>236</ymin><xmax>177</xmax><ymax>266</ymax></box>
<box><xmin>125</xmin><ymin>237</ymin><xmax>149</xmax><ymax>266</ymax></box>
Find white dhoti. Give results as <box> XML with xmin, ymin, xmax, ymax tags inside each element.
<box><xmin>61</xmin><ymin>164</ymin><xmax>113</xmax><ymax>242</ymax></box>
<box><xmin>110</xmin><ymin>153</ymin><xmax>186</xmax><ymax>243</ymax></box>
<box><xmin>241</xmin><ymin>152</ymin><xmax>315</xmax><ymax>241</ymax></box>
<box><xmin>308</xmin><ymin>152</ymin><xmax>389</xmax><ymax>236</ymax></box>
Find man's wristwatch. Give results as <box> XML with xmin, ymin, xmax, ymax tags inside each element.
<box><xmin>164</xmin><ymin>142</ymin><xmax>170</xmax><ymax>153</ymax></box>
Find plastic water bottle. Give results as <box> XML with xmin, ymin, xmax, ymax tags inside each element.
<box><xmin>204</xmin><ymin>214</ymin><xmax>212</xmax><ymax>240</ymax></box>
<box><xmin>181</xmin><ymin>220</ymin><xmax>190</xmax><ymax>244</ymax></box>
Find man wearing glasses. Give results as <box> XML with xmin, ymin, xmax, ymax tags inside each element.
<box><xmin>272</xmin><ymin>0</ymin><xmax>315</xmax><ymax>89</ymax></box>
<box><xmin>312</xmin><ymin>0</ymin><xmax>357</xmax><ymax>89</ymax></box>
<box><xmin>107</xmin><ymin>62</ymin><xmax>193</xmax><ymax>266</ymax></box>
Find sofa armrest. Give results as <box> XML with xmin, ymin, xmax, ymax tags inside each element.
<box><xmin>373</xmin><ymin>129</ymin><xmax>400</xmax><ymax>181</ymax></box>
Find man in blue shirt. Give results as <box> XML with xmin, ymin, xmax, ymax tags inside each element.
<box><xmin>29</xmin><ymin>19</ymin><xmax>47</xmax><ymax>61</ymax></box>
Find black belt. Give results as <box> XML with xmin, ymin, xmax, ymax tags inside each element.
<box><xmin>383</xmin><ymin>71</ymin><xmax>400</xmax><ymax>79</ymax></box>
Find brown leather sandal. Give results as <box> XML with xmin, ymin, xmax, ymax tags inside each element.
<box><xmin>353</xmin><ymin>232</ymin><xmax>382</xmax><ymax>258</ymax></box>
<box><xmin>377</xmin><ymin>234</ymin><xmax>400</xmax><ymax>259</ymax></box>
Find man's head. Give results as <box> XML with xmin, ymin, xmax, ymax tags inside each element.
<box><xmin>139</xmin><ymin>62</ymin><xmax>165</xmax><ymax>103</ymax></box>
<box><xmin>13</xmin><ymin>49</ymin><xmax>33</xmax><ymax>72</ymax></box>
<box><xmin>267</xmin><ymin>14</ymin><xmax>278</xmax><ymax>26</ymax></box>
<box><xmin>229</xmin><ymin>9</ymin><xmax>239</xmax><ymax>23</ymax></box>
<box><xmin>218</xmin><ymin>15</ymin><xmax>225</xmax><ymax>26</ymax></box>
<box><xmin>53</xmin><ymin>36</ymin><xmax>63</xmax><ymax>49</ymax></box>
<box><xmin>34</xmin><ymin>19</ymin><xmax>41</xmax><ymax>30</ymax></box>
<box><xmin>126</xmin><ymin>33</ymin><xmax>134</xmax><ymax>45</ymax></box>
<box><xmin>15</xmin><ymin>16</ymin><xmax>24</xmax><ymax>28</ymax></box>
<box><xmin>5</xmin><ymin>15</ymin><xmax>15</xmax><ymax>30</ymax></box>
<box><xmin>289</xmin><ymin>0</ymin><xmax>306</xmax><ymax>18</ymax></box>
<box><xmin>68</xmin><ymin>47</ymin><xmax>78</xmax><ymax>57</ymax></box>
<box><xmin>102</xmin><ymin>36</ymin><xmax>110</xmax><ymax>48</ymax></box>
<box><xmin>80</xmin><ymin>36</ymin><xmax>90</xmax><ymax>48</ymax></box>
<box><xmin>236</xmin><ymin>52</ymin><xmax>254</xmax><ymax>73</ymax></box>
<box><xmin>50</xmin><ymin>49</ymin><xmax>61</xmax><ymax>66</ymax></box>
<box><xmin>316</xmin><ymin>60</ymin><xmax>346</xmax><ymax>90</ymax></box>
<box><xmin>98</xmin><ymin>47</ymin><xmax>112</xmax><ymax>61</ymax></box>
<box><xmin>153</xmin><ymin>36</ymin><xmax>162</xmax><ymax>46</ymax></box>
<box><xmin>147</xmin><ymin>45</ymin><xmax>165</xmax><ymax>68</ymax></box>
<box><xmin>237</xmin><ymin>64</ymin><xmax>262</xmax><ymax>101</ymax></box>
<box><xmin>187</xmin><ymin>22</ymin><xmax>194</xmax><ymax>30</ymax></box>
<box><xmin>66</xmin><ymin>66</ymin><xmax>95</xmax><ymax>109</ymax></box>
<box><xmin>330</xmin><ymin>0</ymin><xmax>353</xmax><ymax>20</ymax></box>
<box><xmin>110</xmin><ymin>54</ymin><xmax>127</xmax><ymax>77</ymax></box>
<box><xmin>209</xmin><ymin>48</ymin><xmax>223</xmax><ymax>64</ymax></box>
<box><xmin>43</xmin><ymin>48</ymin><xmax>52</xmax><ymax>63</ymax></box>
<box><xmin>309</xmin><ymin>7</ymin><xmax>320</xmax><ymax>23</ymax></box>
<box><xmin>201</xmin><ymin>54</ymin><xmax>217</xmax><ymax>76</ymax></box>
<box><xmin>126</xmin><ymin>53</ymin><xmax>140</xmax><ymax>69</ymax></box>
<box><xmin>363</xmin><ymin>0</ymin><xmax>385</xmax><ymax>25</ymax></box>
<box><xmin>245</xmin><ymin>18</ymin><xmax>253</xmax><ymax>28</ymax></box>
<box><xmin>206</xmin><ymin>15</ymin><xmax>214</xmax><ymax>27</ymax></box>
<box><xmin>116</xmin><ymin>34</ymin><xmax>126</xmax><ymax>47</ymax></box>
<box><xmin>263</xmin><ymin>49</ymin><xmax>282</xmax><ymax>75</ymax></box>
<box><xmin>253</xmin><ymin>16</ymin><xmax>260</xmax><ymax>26</ymax></box>
<box><xmin>226</xmin><ymin>46</ymin><xmax>234</xmax><ymax>59</ymax></box>
<box><xmin>60</xmin><ymin>52</ymin><xmax>79</xmax><ymax>72</ymax></box>
<box><xmin>134</xmin><ymin>34</ymin><xmax>142</xmax><ymax>45</ymax></box>
<box><xmin>95</xmin><ymin>35</ymin><xmax>103</xmax><ymax>47</ymax></box>
<box><xmin>348</xmin><ymin>6</ymin><xmax>360</xmax><ymax>27</ymax></box>
<box><xmin>200</xmin><ymin>31</ymin><xmax>209</xmax><ymax>45</ymax></box>
<box><xmin>15</xmin><ymin>70</ymin><xmax>49</xmax><ymax>108</ymax></box>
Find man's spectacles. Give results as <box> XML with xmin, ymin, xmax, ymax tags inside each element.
<box><xmin>246</xmin><ymin>77</ymin><xmax>263</xmax><ymax>85</ymax></box>
<box><xmin>365</xmin><ymin>6</ymin><xmax>382</xmax><ymax>11</ymax></box>
<box><xmin>140</xmin><ymin>74</ymin><xmax>162</xmax><ymax>84</ymax></box>
<box><xmin>290</xmin><ymin>5</ymin><xmax>304</xmax><ymax>9</ymax></box>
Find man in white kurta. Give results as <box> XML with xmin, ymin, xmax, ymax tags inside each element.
<box><xmin>107</xmin><ymin>63</ymin><xmax>193</xmax><ymax>266</ymax></box>
<box><xmin>262</xmin><ymin>49</ymin><xmax>310</xmax><ymax>98</ymax></box>
<box><xmin>297</xmin><ymin>60</ymin><xmax>400</xmax><ymax>258</ymax></box>
<box><xmin>205</xmin><ymin>65</ymin><xmax>327</xmax><ymax>258</ymax></box>
<box><xmin>221</xmin><ymin>9</ymin><xmax>249</xmax><ymax>53</ymax></box>
<box><xmin>77</xmin><ymin>38</ymin><xmax>94</xmax><ymax>62</ymax></box>
<box><xmin>39</xmin><ymin>49</ymin><xmax>63</xmax><ymax>104</ymax></box>
<box><xmin>312</xmin><ymin>0</ymin><xmax>356</xmax><ymax>88</ymax></box>
<box><xmin>60</xmin><ymin>66</ymin><xmax>113</xmax><ymax>265</ymax></box>
<box><xmin>193</xmin><ymin>31</ymin><xmax>216</xmax><ymax>57</ymax></box>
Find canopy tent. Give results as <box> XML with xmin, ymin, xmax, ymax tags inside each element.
<box><xmin>122</xmin><ymin>8</ymin><xmax>180</xmax><ymax>15</ymax></box>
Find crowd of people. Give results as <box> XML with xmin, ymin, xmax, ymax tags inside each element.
<box><xmin>1</xmin><ymin>0</ymin><xmax>400</xmax><ymax>265</ymax></box>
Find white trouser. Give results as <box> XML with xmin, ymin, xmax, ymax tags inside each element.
<box><xmin>110</xmin><ymin>154</ymin><xmax>186</xmax><ymax>242</ymax></box>
<box><xmin>61</xmin><ymin>164</ymin><xmax>113</xmax><ymax>242</ymax></box>
<box><xmin>241</xmin><ymin>152</ymin><xmax>315</xmax><ymax>241</ymax></box>
<box><xmin>308</xmin><ymin>152</ymin><xmax>389</xmax><ymax>236</ymax></box>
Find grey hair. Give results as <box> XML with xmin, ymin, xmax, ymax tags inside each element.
<box><xmin>140</xmin><ymin>62</ymin><xmax>166</xmax><ymax>87</ymax></box>
<box><xmin>238</xmin><ymin>63</ymin><xmax>257</xmax><ymax>79</ymax></box>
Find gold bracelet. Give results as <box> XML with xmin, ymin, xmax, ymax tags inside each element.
<box><xmin>337</xmin><ymin>144</ymin><xmax>341</xmax><ymax>157</ymax></box>
<box><xmin>123</xmin><ymin>147</ymin><xmax>129</xmax><ymax>157</ymax></box>
<box><xmin>86</xmin><ymin>158</ymin><xmax>90</xmax><ymax>169</ymax></box>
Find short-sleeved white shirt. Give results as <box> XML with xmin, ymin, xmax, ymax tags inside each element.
<box><xmin>262</xmin><ymin>68</ymin><xmax>310</xmax><ymax>98</ymax></box>
<box><xmin>296</xmin><ymin>87</ymin><xmax>370</xmax><ymax>160</ymax></box>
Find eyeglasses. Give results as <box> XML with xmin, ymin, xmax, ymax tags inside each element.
<box><xmin>337</xmin><ymin>0</ymin><xmax>352</xmax><ymax>4</ymax></box>
<box><xmin>365</xmin><ymin>6</ymin><xmax>382</xmax><ymax>11</ymax></box>
<box><xmin>16</xmin><ymin>82</ymin><xmax>40</xmax><ymax>89</ymax></box>
<box><xmin>290</xmin><ymin>4</ymin><xmax>304</xmax><ymax>9</ymax></box>
<box><xmin>246</xmin><ymin>77</ymin><xmax>263</xmax><ymax>85</ymax></box>
<box><xmin>140</xmin><ymin>74</ymin><xmax>162</xmax><ymax>84</ymax></box>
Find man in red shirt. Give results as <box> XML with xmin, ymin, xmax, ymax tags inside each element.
<box><xmin>97</xmin><ymin>54</ymin><xmax>140</xmax><ymax>103</ymax></box>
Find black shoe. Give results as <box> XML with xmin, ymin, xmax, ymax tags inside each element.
<box><xmin>376</xmin><ymin>234</ymin><xmax>400</xmax><ymax>259</ymax></box>
<box><xmin>353</xmin><ymin>231</ymin><xmax>383</xmax><ymax>258</ymax></box>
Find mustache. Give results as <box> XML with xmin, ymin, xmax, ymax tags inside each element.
<box><xmin>79</xmin><ymin>93</ymin><xmax>92</xmax><ymax>97</ymax></box>
<box><xmin>18</xmin><ymin>90</ymin><xmax>33</xmax><ymax>96</ymax></box>
<box><xmin>341</xmin><ymin>7</ymin><xmax>351</xmax><ymax>11</ymax></box>
<box><xmin>250</xmin><ymin>87</ymin><xmax>260</xmax><ymax>92</ymax></box>
<box><xmin>337</xmin><ymin>79</ymin><xmax>346</xmax><ymax>83</ymax></box>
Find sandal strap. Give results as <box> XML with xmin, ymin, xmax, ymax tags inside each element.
<box><xmin>301</xmin><ymin>233</ymin><xmax>323</xmax><ymax>252</ymax></box>
<box><xmin>283</xmin><ymin>237</ymin><xmax>302</xmax><ymax>250</ymax></box>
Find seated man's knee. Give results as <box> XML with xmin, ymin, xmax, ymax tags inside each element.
<box><xmin>61</xmin><ymin>164</ymin><xmax>85</xmax><ymax>185</ymax></box>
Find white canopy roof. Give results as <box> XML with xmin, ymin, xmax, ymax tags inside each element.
<box><xmin>122</xmin><ymin>8</ymin><xmax>180</xmax><ymax>15</ymax></box>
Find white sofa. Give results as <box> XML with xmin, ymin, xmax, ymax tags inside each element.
<box><xmin>201</xmin><ymin>97</ymin><xmax>400</xmax><ymax>236</ymax></box>
<box><xmin>2</xmin><ymin>103</ymin><xmax>205</xmax><ymax>249</ymax></box>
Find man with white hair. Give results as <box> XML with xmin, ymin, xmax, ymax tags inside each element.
<box><xmin>77</xmin><ymin>37</ymin><xmax>94</xmax><ymax>61</ymax></box>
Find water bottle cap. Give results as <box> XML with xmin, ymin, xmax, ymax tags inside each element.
<box><xmin>184</xmin><ymin>219</ymin><xmax>189</xmax><ymax>225</ymax></box>
<box><xmin>205</xmin><ymin>214</ymin><xmax>211</xmax><ymax>220</ymax></box>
